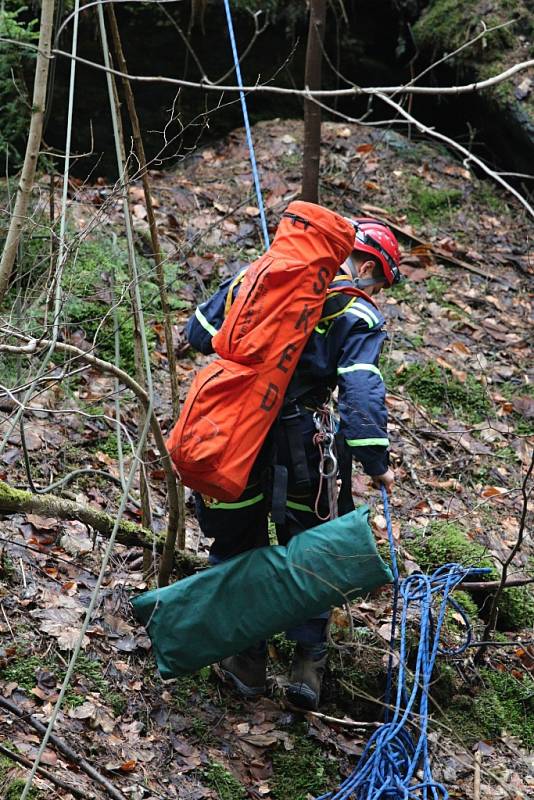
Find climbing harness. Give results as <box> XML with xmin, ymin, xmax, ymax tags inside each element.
<box><xmin>317</xmin><ymin>486</ymin><xmax>491</xmax><ymax>800</ymax></box>
<box><xmin>313</xmin><ymin>400</ymin><xmax>339</xmax><ymax>521</ymax></box>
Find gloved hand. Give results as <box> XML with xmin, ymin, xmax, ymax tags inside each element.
<box><xmin>371</xmin><ymin>468</ymin><xmax>395</xmax><ymax>494</ymax></box>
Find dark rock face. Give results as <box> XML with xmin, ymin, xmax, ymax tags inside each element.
<box><xmin>412</xmin><ymin>0</ymin><xmax>534</xmax><ymax>176</ymax></box>
<box><xmin>43</xmin><ymin>0</ymin><xmax>533</xmax><ymax>179</ymax></box>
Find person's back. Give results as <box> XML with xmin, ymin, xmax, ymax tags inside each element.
<box><xmin>185</xmin><ymin>211</ymin><xmax>401</xmax><ymax>709</ymax></box>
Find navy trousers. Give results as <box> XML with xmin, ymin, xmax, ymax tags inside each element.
<box><xmin>194</xmin><ymin>409</ymin><xmax>355</xmax><ymax>645</ymax></box>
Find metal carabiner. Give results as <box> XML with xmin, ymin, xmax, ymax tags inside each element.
<box><xmin>321</xmin><ymin>433</ymin><xmax>338</xmax><ymax>479</ymax></box>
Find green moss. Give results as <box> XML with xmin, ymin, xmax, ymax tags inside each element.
<box><xmin>475</xmin><ymin>180</ymin><xmax>508</xmax><ymax>213</ymax></box>
<box><xmin>172</xmin><ymin>666</ymin><xmax>213</xmax><ymax>711</ymax></box>
<box><xmin>60</xmin><ymin>236</ymin><xmax>187</xmax><ymax>375</ymax></box>
<box><xmin>0</xmin><ymin>741</ymin><xmax>16</xmax><ymax>778</ymax></box>
<box><xmin>201</xmin><ymin>761</ymin><xmax>246</xmax><ymax>800</ymax></box>
<box><xmin>0</xmin><ymin>650</ymin><xmax>128</xmax><ymax>715</ymax></box>
<box><xmin>406</xmin><ymin>177</ymin><xmax>463</xmax><ymax>226</ymax></box>
<box><xmin>4</xmin><ymin>779</ymin><xmax>41</xmax><ymax>800</ymax></box>
<box><xmin>450</xmin><ymin>590</ymin><xmax>479</xmax><ymax>621</ymax></box>
<box><xmin>444</xmin><ymin>668</ymin><xmax>534</xmax><ymax>748</ymax></box>
<box><xmin>271</xmin><ymin>727</ymin><xmax>339</xmax><ymax>800</ymax></box>
<box><xmin>495</xmin><ymin>586</ymin><xmax>534</xmax><ymax>630</ymax></box>
<box><xmin>425</xmin><ymin>276</ymin><xmax>448</xmax><ymax>302</ymax></box>
<box><xmin>389</xmin><ymin>281</ymin><xmax>411</xmax><ymax>302</ymax></box>
<box><xmin>414</xmin><ymin>0</ymin><xmax>479</xmax><ymax>54</ymax></box>
<box><xmin>408</xmin><ymin>521</ymin><xmax>493</xmax><ymax>572</ymax></box>
<box><xmin>390</xmin><ymin>361</ymin><xmax>491</xmax><ymax>422</ymax></box>
<box><xmin>1</xmin><ymin>655</ymin><xmax>42</xmax><ymax>691</ymax></box>
<box><xmin>408</xmin><ymin>522</ymin><xmax>534</xmax><ymax>630</ymax></box>
<box><xmin>92</xmin><ymin>432</ymin><xmax>120</xmax><ymax>460</ymax></box>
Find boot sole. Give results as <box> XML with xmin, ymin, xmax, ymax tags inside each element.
<box><xmin>219</xmin><ymin>667</ymin><xmax>266</xmax><ymax>698</ymax></box>
<box><xmin>286</xmin><ymin>682</ymin><xmax>319</xmax><ymax>711</ymax></box>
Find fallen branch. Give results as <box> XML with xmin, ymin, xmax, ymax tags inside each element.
<box><xmin>14</xmin><ymin>37</ymin><xmax>534</xmax><ymax>99</ymax></box>
<box><xmin>305</xmin><ymin>710</ymin><xmax>381</xmax><ymax>728</ymax></box>
<box><xmin>0</xmin><ymin>743</ymin><xmax>92</xmax><ymax>799</ymax></box>
<box><xmin>0</xmin><ymin>480</ymin><xmax>203</xmax><ymax>576</ymax></box>
<box><xmin>457</xmin><ymin>576</ymin><xmax>534</xmax><ymax>592</ymax></box>
<box><xmin>0</xmin><ymin>695</ymin><xmax>127</xmax><ymax>800</ymax></box>
<box><xmin>0</xmin><ymin>479</ymin><xmax>155</xmax><ymax>547</ymax></box>
<box><xmin>335</xmin><ymin>198</ymin><xmax>506</xmax><ymax>282</ymax></box>
<box><xmin>0</xmin><ymin>328</ymin><xmax>181</xmax><ymax>577</ymax></box>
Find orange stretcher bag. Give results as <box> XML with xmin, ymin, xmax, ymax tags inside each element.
<box><xmin>166</xmin><ymin>201</ymin><xmax>355</xmax><ymax>501</ymax></box>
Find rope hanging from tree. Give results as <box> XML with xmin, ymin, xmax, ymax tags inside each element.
<box><xmin>222</xmin><ymin>0</ymin><xmax>269</xmax><ymax>248</ymax></box>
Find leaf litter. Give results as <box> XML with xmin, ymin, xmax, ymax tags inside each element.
<box><xmin>0</xmin><ymin>118</ymin><xmax>533</xmax><ymax>799</ymax></box>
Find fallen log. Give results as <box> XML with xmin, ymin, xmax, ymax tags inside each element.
<box><xmin>0</xmin><ymin>480</ymin><xmax>203</xmax><ymax>576</ymax></box>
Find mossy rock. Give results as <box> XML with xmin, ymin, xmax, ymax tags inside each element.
<box><xmin>408</xmin><ymin>521</ymin><xmax>534</xmax><ymax>630</ymax></box>
<box><xmin>413</xmin><ymin>0</ymin><xmax>534</xmax><ymax>172</ymax></box>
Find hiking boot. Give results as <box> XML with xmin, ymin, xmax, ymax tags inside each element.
<box><xmin>219</xmin><ymin>643</ymin><xmax>267</xmax><ymax>698</ymax></box>
<box><xmin>286</xmin><ymin>643</ymin><xmax>327</xmax><ymax>711</ymax></box>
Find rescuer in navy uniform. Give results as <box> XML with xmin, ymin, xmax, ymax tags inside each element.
<box><xmin>185</xmin><ymin>218</ymin><xmax>401</xmax><ymax>710</ymax></box>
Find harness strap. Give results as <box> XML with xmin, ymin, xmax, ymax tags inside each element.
<box><xmin>270</xmin><ymin>464</ymin><xmax>288</xmax><ymax>525</ymax></box>
<box><xmin>281</xmin><ymin>403</ymin><xmax>311</xmax><ymax>488</ymax></box>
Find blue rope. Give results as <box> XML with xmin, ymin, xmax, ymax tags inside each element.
<box><xmin>222</xmin><ymin>0</ymin><xmax>270</xmax><ymax>249</ymax></box>
<box><xmin>317</xmin><ymin>486</ymin><xmax>491</xmax><ymax>800</ymax></box>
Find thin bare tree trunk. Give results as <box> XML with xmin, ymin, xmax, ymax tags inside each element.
<box><xmin>97</xmin><ymin>5</ymin><xmax>180</xmax><ymax>586</ymax></box>
<box><xmin>0</xmin><ymin>0</ymin><xmax>56</xmax><ymax>299</ymax></box>
<box><xmin>106</xmin><ymin>5</ymin><xmax>186</xmax><ymax>575</ymax></box>
<box><xmin>301</xmin><ymin>0</ymin><xmax>327</xmax><ymax>203</ymax></box>
<box><xmin>104</xmin><ymin>54</ymin><xmax>153</xmax><ymax>578</ymax></box>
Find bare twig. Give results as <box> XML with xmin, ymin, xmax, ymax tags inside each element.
<box><xmin>4</xmin><ymin>37</ymin><xmax>532</xmax><ymax>100</ymax></box>
<box><xmin>458</xmin><ymin>576</ymin><xmax>534</xmax><ymax>592</ymax></box>
<box><xmin>473</xmin><ymin>748</ymin><xmax>481</xmax><ymax>800</ymax></box>
<box><xmin>0</xmin><ymin>695</ymin><xmax>127</xmax><ymax>800</ymax></box>
<box><xmin>477</xmin><ymin>449</ymin><xmax>534</xmax><ymax>661</ymax></box>
<box><xmin>0</xmin><ymin>743</ymin><xmax>92</xmax><ymax>799</ymax></box>
<box><xmin>305</xmin><ymin>710</ymin><xmax>381</xmax><ymax>728</ymax></box>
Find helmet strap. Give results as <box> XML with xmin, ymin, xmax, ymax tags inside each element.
<box><xmin>356</xmin><ymin>276</ymin><xmax>382</xmax><ymax>289</ymax></box>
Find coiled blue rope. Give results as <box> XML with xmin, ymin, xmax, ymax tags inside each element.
<box><xmin>222</xmin><ymin>0</ymin><xmax>270</xmax><ymax>249</ymax></box>
<box><xmin>317</xmin><ymin>486</ymin><xmax>490</xmax><ymax>800</ymax></box>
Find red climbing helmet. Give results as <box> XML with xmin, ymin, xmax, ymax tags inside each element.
<box><xmin>346</xmin><ymin>218</ymin><xmax>401</xmax><ymax>287</ymax></box>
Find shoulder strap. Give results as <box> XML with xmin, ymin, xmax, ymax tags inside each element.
<box><xmin>224</xmin><ymin>269</ymin><xmax>247</xmax><ymax>317</ymax></box>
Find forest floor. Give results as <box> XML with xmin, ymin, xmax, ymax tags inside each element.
<box><xmin>0</xmin><ymin>118</ymin><xmax>533</xmax><ymax>800</ymax></box>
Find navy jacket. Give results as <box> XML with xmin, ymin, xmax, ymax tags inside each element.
<box><xmin>186</xmin><ymin>272</ymin><xmax>389</xmax><ymax>477</ymax></box>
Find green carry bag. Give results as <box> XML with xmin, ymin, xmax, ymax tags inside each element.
<box><xmin>131</xmin><ymin>507</ymin><xmax>392</xmax><ymax>678</ymax></box>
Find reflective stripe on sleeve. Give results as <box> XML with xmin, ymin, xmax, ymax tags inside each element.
<box><xmin>195</xmin><ymin>306</ymin><xmax>219</xmax><ymax>337</ymax></box>
<box><xmin>346</xmin><ymin>437</ymin><xmax>389</xmax><ymax>447</ymax></box>
<box><xmin>357</xmin><ymin>300</ymin><xmax>380</xmax><ymax>326</ymax></box>
<box><xmin>337</xmin><ymin>363</ymin><xmax>383</xmax><ymax>378</ymax></box>
<box><xmin>345</xmin><ymin>306</ymin><xmax>376</xmax><ymax>329</ymax></box>
<box><xmin>211</xmin><ymin>492</ymin><xmax>264</xmax><ymax>510</ymax></box>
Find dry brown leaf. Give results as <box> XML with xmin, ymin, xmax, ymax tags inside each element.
<box><xmin>26</xmin><ymin>514</ymin><xmax>58</xmax><ymax>530</ymax></box>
